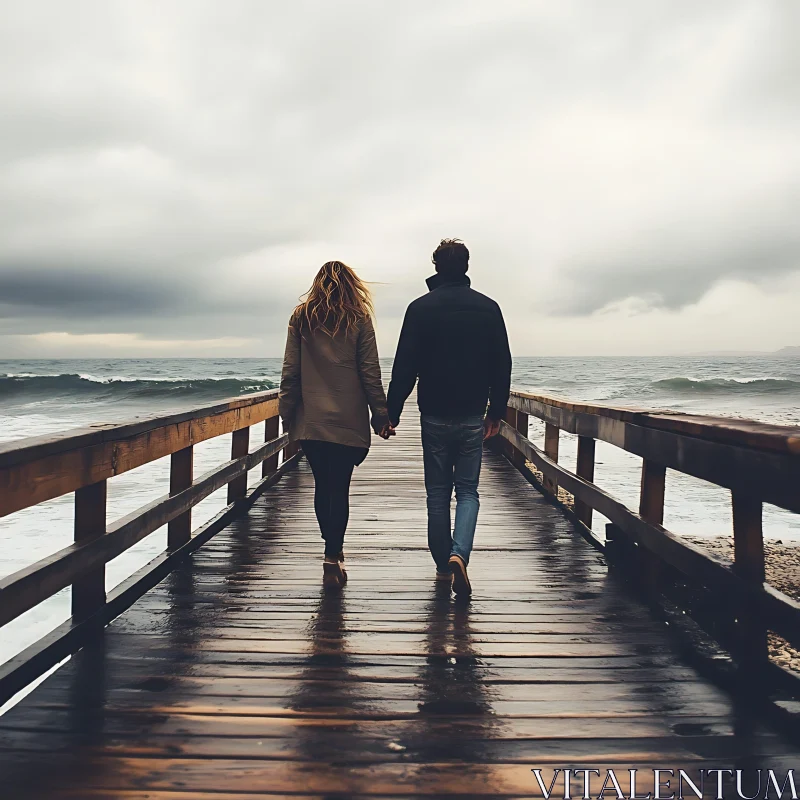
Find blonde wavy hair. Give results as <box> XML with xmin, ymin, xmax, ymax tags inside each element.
<box><xmin>292</xmin><ymin>261</ymin><xmax>373</xmax><ymax>337</ymax></box>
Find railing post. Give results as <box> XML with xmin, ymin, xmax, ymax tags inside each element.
<box><xmin>262</xmin><ymin>416</ymin><xmax>280</xmax><ymax>477</ymax></box>
<box><xmin>605</xmin><ymin>522</ymin><xmax>633</xmax><ymax>565</ymax></box>
<box><xmin>574</xmin><ymin>436</ymin><xmax>596</xmax><ymax>527</ymax></box>
<box><xmin>228</xmin><ymin>426</ymin><xmax>250</xmax><ymax>503</ymax></box>
<box><xmin>168</xmin><ymin>446</ymin><xmax>193</xmax><ymax>550</ymax></box>
<box><xmin>639</xmin><ymin>460</ymin><xmax>666</xmax><ymax>525</ymax></box>
<box><xmin>72</xmin><ymin>481</ymin><xmax>107</xmax><ymax>620</ymax></box>
<box><xmin>280</xmin><ymin>416</ymin><xmax>296</xmax><ymax>462</ymax></box>
<box><xmin>543</xmin><ymin>423</ymin><xmax>560</xmax><ymax>494</ymax></box>
<box><xmin>513</xmin><ymin>411</ymin><xmax>528</xmax><ymax>469</ymax></box>
<box><xmin>504</xmin><ymin>407</ymin><xmax>518</xmax><ymax>460</ymax></box>
<box><xmin>638</xmin><ymin>460</ymin><xmax>666</xmax><ymax>596</ymax></box>
<box><xmin>732</xmin><ymin>491</ymin><xmax>767</xmax><ymax>672</ymax></box>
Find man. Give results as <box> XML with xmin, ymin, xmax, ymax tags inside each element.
<box><xmin>386</xmin><ymin>239</ymin><xmax>512</xmax><ymax>597</ymax></box>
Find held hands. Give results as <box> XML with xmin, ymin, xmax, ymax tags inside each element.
<box><xmin>483</xmin><ymin>417</ymin><xmax>501</xmax><ymax>440</ymax></box>
<box><xmin>372</xmin><ymin>415</ymin><xmax>396</xmax><ymax>440</ymax></box>
<box><xmin>379</xmin><ymin>421</ymin><xmax>397</xmax><ymax>440</ymax></box>
<box><xmin>379</xmin><ymin>419</ymin><xmax>497</xmax><ymax>440</ymax></box>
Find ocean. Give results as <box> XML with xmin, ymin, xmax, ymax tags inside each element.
<box><xmin>2</xmin><ymin>355</ymin><xmax>800</xmax><ymax>674</ymax></box>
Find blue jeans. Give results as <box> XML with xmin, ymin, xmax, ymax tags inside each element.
<box><xmin>421</xmin><ymin>415</ymin><xmax>484</xmax><ymax>570</ymax></box>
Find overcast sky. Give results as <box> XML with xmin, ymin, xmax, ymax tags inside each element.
<box><xmin>1</xmin><ymin>0</ymin><xmax>799</xmax><ymax>358</ymax></box>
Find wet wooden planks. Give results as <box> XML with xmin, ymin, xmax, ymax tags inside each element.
<box><xmin>0</xmin><ymin>411</ymin><xmax>798</xmax><ymax>798</ymax></box>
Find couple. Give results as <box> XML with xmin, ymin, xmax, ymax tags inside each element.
<box><xmin>279</xmin><ymin>238</ymin><xmax>512</xmax><ymax>597</ymax></box>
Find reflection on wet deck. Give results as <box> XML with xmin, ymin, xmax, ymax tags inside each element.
<box><xmin>0</xmin><ymin>417</ymin><xmax>797</xmax><ymax>798</ymax></box>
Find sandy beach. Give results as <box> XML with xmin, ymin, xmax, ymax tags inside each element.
<box><xmin>684</xmin><ymin>534</ymin><xmax>800</xmax><ymax>674</ymax></box>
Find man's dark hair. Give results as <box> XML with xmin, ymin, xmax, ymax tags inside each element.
<box><xmin>431</xmin><ymin>238</ymin><xmax>469</xmax><ymax>275</ymax></box>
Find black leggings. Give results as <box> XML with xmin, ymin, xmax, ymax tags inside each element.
<box><xmin>301</xmin><ymin>440</ymin><xmax>366</xmax><ymax>557</ymax></box>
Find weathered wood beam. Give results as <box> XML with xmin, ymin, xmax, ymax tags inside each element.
<box><xmin>509</xmin><ymin>393</ymin><xmax>800</xmax><ymax>514</ymax></box>
<box><xmin>262</xmin><ymin>416</ymin><xmax>280</xmax><ymax>478</ymax></box>
<box><xmin>0</xmin><ymin>390</ymin><xmax>279</xmax><ymax>468</ymax></box>
<box><xmin>639</xmin><ymin>460</ymin><xmax>666</xmax><ymax>526</ymax></box>
<box><xmin>167</xmin><ymin>446</ymin><xmax>193</xmax><ymax>551</ymax></box>
<box><xmin>0</xmin><ymin>433</ymin><xmax>288</xmax><ymax>629</ymax></box>
<box><xmin>543</xmin><ymin>423</ymin><xmax>559</xmax><ymax>495</ymax></box>
<box><xmin>513</xmin><ymin>411</ymin><xmax>528</xmax><ymax>470</ymax></box>
<box><xmin>732</xmin><ymin>491</ymin><xmax>768</xmax><ymax>670</ymax></box>
<box><xmin>504</xmin><ymin>408</ymin><xmax>517</xmax><ymax>461</ymax></box>
<box><xmin>71</xmin><ymin>481</ymin><xmax>107</xmax><ymax>621</ymax></box>
<box><xmin>733</xmin><ymin>492</ymin><xmax>765</xmax><ymax>583</ymax></box>
<box><xmin>508</xmin><ymin>390</ymin><xmax>800</xmax><ymax>455</ymax></box>
<box><xmin>0</xmin><ymin>394</ymin><xmax>279</xmax><ymax>518</ymax></box>
<box><xmin>574</xmin><ymin>436</ymin><xmax>595</xmax><ymax>527</ymax></box>
<box><xmin>638</xmin><ymin>459</ymin><xmax>667</xmax><ymax>597</ymax></box>
<box><xmin>283</xmin><ymin>434</ymin><xmax>300</xmax><ymax>461</ymax></box>
<box><xmin>227</xmin><ymin>427</ymin><xmax>250</xmax><ymax>503</ymax></box>
<box><xmin>499</xmin><ymin>421</ymin><xmax>800</xmax><ymax>651</ymax></box>
<box><xmin>0</xmin><ymin>450</ymin><xmax>302</xmax><ymax>708</ymax></box>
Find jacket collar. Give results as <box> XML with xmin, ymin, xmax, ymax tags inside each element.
<box><xmin>426</xmin><ymin>273</ymin><xmax>471</xmax><ymax>291</ymax></box>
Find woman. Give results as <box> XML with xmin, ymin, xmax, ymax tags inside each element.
<box><xmin>279</xmin><ymin>261</ymin><xmax>391</xmax><ymax>590</ymax></box>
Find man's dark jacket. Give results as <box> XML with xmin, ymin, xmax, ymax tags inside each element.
<box><xmin>387</xmin><ymin>273</ymin><xmax>512</xmax><ymax>424</ymax></box>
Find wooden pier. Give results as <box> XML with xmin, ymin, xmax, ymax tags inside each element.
<box><xmin>1</xmin><ymin>390</ymin><xmax>799</xmax><ymax>797</ymax></box>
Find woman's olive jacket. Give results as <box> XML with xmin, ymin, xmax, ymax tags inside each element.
<box><xmin>279</xmin><ymin>315</ymin><xmax>389</xmax><ymax>449</ymax></box>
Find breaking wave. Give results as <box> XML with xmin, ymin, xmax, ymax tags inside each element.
<box><xmin>0</xmin><ymin>373</ymin><xmax>278</xmax><ymax>401</ymax></box>
<box><xmin>649</xmin><ymin>377</ymin><xmax>800</xmax><ymax>395</ymax></box>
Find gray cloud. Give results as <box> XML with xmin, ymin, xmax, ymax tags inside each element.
<box><xmin>557</xmin><ymin>191</ymin><xmax>800</xmax><ymax>314</ymax></box>
<box><xmin>0</xmin><ymin>0</ymin><xmax>798</xmax><ymax>355</ymax></box>
<box><xmin>0</xmin><ymin>267</ymin><xmax>181</xmax><ymax>316</ymax></box>
<box><xmin>0</xmin><ymin>262</ymin><xmax>295</xmax><ymax>345</ymax></box>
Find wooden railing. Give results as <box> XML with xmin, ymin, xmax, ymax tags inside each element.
<box><xmin>0</xmin><ymin>389</ymin><xmax>299</xmax><ymax>706</ymax></box>
<box><xmin>3</xmin><ymin>383</ymin><xmax>798</xmax><ymax>708</ymax></box>
<box><xmin>500</xmin><ymin>390</ymin><xmax>800</xmax><ymax>692</ymax></box>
